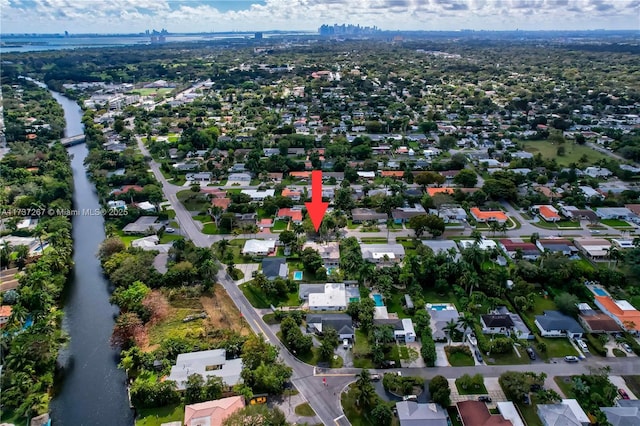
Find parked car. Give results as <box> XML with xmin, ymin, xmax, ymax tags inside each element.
<box><xmin>526</xmin><ymin>347</ymin><xmax>536</xmax><ymax>360</ymax></box>
<box><xmin>343</xmin><ymin>339</ymin><xmax>349</xmax><ymax>349</ymax></box>
<box><xmin>622</xmin><ymin>343</ymin><xmax>633</xmax><ymax>353</ymax></box>
<box><xmin>475</xmin><ymin>349</ymin><xmax>483</xmax><ymax>363</ymax></box>
<box><xmin>478</xmin><ymin>396</ymin><xmax>492</xmax><ymax>402</ymax></box>
<box><xmin>618</xmin><ymin>389</ymin><xmax>630</xmax><ymax>399</ymax></box>
<box><xmin>564</xmin><ymin>355</ymin><xmax>579</xmax><ymax>363</ymax></box>
<box><xmin>380</xmin><ymin>360</ymin><xmax>396</xmax><ymax>369</ymax></box>
<box><xmin>575</xmin><ymin>339</ymin><xmax>589</xmax><ymax>352</ymax></box>
<box><xmin>403</xmin><ymin>395</ymin><xmax>418</xmax><ymax>402</ymax></box>
<box><xmin>371</xmin><ymin>374</ymin><xmax>381</xmax><ymax>382</ymax></box>
<box><xmin>523</xmin><ymin>394</ymin><xmax>531</xmax><ymax>405</ymax></box>
<box><xmin>165</xmin><ymin>227</ymin><xmax>175</xmax><ymax>233</ymax></box>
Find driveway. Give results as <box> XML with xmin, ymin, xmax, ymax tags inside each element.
<box><xmin>448</xmin><ymin>377</ymin><xmax>507</xmax><ymax>409</ymax></box>
<box><xmin>234</xmin><ymin>263</ymin><xmax>259</xmax><ymax>285</ymax></box>
<box><xmin>336</xmin><ymin>344</ymin><xmax>354</xmax><ymax>368</ymax></box>
<box><xmin>435</xmin><ymin>343</ymin><xmax>450</xmax><ymax>367</ymax></box>
<box><xmin>609</xmin><ymin>376</ymin><xmax>638</xmax><ymax>399</ymax></box>
<box><xmin>400</xmin><ymin>342</ymin><xmax>426</xmax><ymax>368</ymax></box>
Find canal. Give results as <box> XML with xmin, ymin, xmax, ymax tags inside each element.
<box><xmin>45</xmin><ymin>86</ymin><xmax>134</xmax><ymax>425</ymax></box>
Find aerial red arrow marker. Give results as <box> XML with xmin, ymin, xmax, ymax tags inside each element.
<box><xmin>305</xmin><ymin>170</ymin><xmax>329</xmax><ymax>232</ymax></box>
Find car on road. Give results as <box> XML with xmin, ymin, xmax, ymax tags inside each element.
<box><xmin>165</xmin><ymin>227</ymin><xmax>175</xmax><ymax>233</ymax></box>
<box><xmin>526</xmin><ymin>347</ymin><xmax>536</xmax><ymax>360</ymax></box>
<box><xmin>371</xmin><ymin>374</ymin><xmax>381</xmax><ymax>382</ymax></box>
<box><xmin>590</xmin><ymin>230</ymin><xmax>601</xmax><ymax>234</ymax></box>
<box><xmin>564</xmin><ymin>355</ymin><xmax>579</xmax><ymax>363</ymax></box>
<box><xmin>478</xmin><ymin>396</ymin><xmax>492</xmax><ymax>403</ymax></box>
<box><xmin>618</xmin><ymin>389</ymin><xmax>630</xmax><ymax>399</ymax></box>
<box><xmin>475</xmin><ymin>349</ymin><xmax>483</xmax><ymax>363</ymax></box>
<box><xmin>622</xmin><ymin>343</ymin><xmax>633</xmax><ymax>353</ymax></box>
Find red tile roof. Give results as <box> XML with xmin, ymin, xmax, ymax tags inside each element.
<box><xmin>211</xmin><ymin>198</ymin><xmax>231</xmax><ymax>210</ymax></box>
<box><xmin>277</xmin><ymin>208</ymin><xmax>303</xmax><ymax>222</ymax></box>
<box><xmin>538</xmin><ymin>206</ymin><xmax>561</xmax><ymax>220</ymax></box>
<box><xmin>0</xmin><ymin>305</ymin><xmax>12</xmax><ymax>318</ymax></box>
<box><xmin>595</xmin><ymin>296</ymin><xmax>640</xmax><ymax>331</ymax></box>
<box><xmin>381</xmin><ymin>171</ymin><xmax>405</xmax><ymax>178</ymax></box>
<box><xmin>470</xmin><ymin>207</ymin><xmax>508</xmax><ymax>222</ymax></box>
<box><xmin>113</xmin><ymin>185</ymin><xmax>144</xmax><ymax>195</ymax></box>
<box><xmin>457</xmin><ymin>401</ymin><xmax>512</xmax><ymax>426</ymax></box>
<box><xmin>427</xmin><ymin>187</ymin><xmax>455</xmax><ymax>196</ymax></box>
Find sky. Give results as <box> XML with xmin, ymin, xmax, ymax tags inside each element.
<box><xmin>1</xmin><ymin>0</ymin><xmax>639</xmax><ymax>34</ymax></box>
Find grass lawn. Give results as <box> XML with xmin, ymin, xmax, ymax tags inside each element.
<box><xmin>623</xmin><ymin>376</ymin><xmax>640</xmax><ymax>398</ymax></box>
<box><xmin>448</xmin><ymin>407</ymin><xmax>463</xmax><ymax>426</ymax></box>
<box><xmin>386</xmin><ymin>293</ymin><xmax>411</xmax><ymax>319</ymax></box>
<box><xmin>455</xmin><ymin>379</ymin><xmax>488</xmax><ymax>395</ymax></box>
<box><xmin>613</xmin><ymin>348</ymin><xmax>627</xmax><ymax>357</ymax></box>
<box><xmin>159</xmin><ymin>234</ymin><xmax>183</xmax><ymax>244</ymax></box>
<box><xmin>272</xmin><ymin>220</ymin><xmax>288</xmax><ymax>231</ymax></box>
<box><xmin>353</xmin><ymin>329</ymin><xmax>375</xmax><ymax>368</ymax></box>
<box><xmin>177</xmin><ymin>190</ymin><xmax>211</xmax><ymax>212</ymax></box>
<box><xmin>541</xmin><ymin>338</ymin><xmax>579</xmax><ymax>358</ymax></box>
<box><xmin>361</xmin><ymin>237</ymin><xmax>390</xmax><ymax>244</ymax></box>
<box><xmin>341</xmin><ymin>384</ymin><xmax>399</xmax><ymax>426</ymax></box>
<box><xmin>529</xmin><ymin>295</ymin><xmax>557</xmax><ymax>316</ymax></box>
<box><xmin>422</xmin><ymin>289</ymin><xmax>457</xmax><ymax>304</ymax></box>
<box><xmin>214</xmin><ymin>239</ymin><xmax>247</xmax><ymax>264</ymax></box>
<box><xmin>118</xmin><ymin>234</ymin><xmax>138</xmax><ymax>247</ymax></box>
<box><xmin>399</xmin><ymin>345</ymin><xmax>410</xmax><ymax>359</ymax></box>
<box><xmin>446</xmin><ymin>348</ymin><xmax>475</xmax><ymax>366</ymax></box>
<box><xmin>554</xmin><ymin>376</ymin><xmax>575</xmax><ymax>398</ymax></box>
<box><xmin>263</xmin><ymin>313</ymin><xmax>278</xmax><ymax>324</ymax></box>
<box><xmin>130</xmin><ymin>87</ymin><xmax>174</xmax><ymax>96</ymax></box>
<box><xmin>294</xmin><ymin>403</ymin><xmax>316</xmax><ymax>417</ymax></box>
<box><xmin>601</xmin><ymin>219</ymin><xmax>632</xmax><ymax>227</ymax></box>
<box><xmin>239</xmin><ymin>282</ymin><xmax>299</xmax><ymax>309</ymax></box>
<box><xmin>347</xmin><ymin>220</ymin><xmax>359</xmax><ymax>229</ymax></box>
<box><xmin>520</xmin><ymin>139</ymin><xmax>609</xmax><ymax>166</ymax></box>
<box><xmin>485</xmin><ymin>348</ymin><xmax>530</xmax><ymax>365</ymax></box>
<box><xmin>136</xmin><ymin>404</ymin><xmax>184</xmax><ymax>426</ymax></box>
<box><xmin>556</xmin><ymin>220</ymin><xmax>582</xmax><ymax>228</ymax></box>
<box><xmin>515</xmin><ymin>400</ymin><xmax>543</xmax><ymax>426</ymax></box>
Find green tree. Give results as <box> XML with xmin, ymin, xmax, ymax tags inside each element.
<box><xmin>223</xmin><ymin>405</ymin><xmax>290</xmax><ymax>426</ymax></box>
<box><xmin>454</xmin><ymin>169</ymin><xmax>479</xmax><ymax>188</ymax></box>
<box><xmin>184</xmin><ymin>373</ymin><xmax>205</xmax><ymax>404</ymax></box>
<box><xmin>110</xmin><ymin>280</ymin><xmax>150</xmax><ymax>313</ymax></box>
<box><xmin>429</xmin><ymin>375</ymin><xmax>451</xmax><ymax>407</ymax></box>
<box><xmin>371</xmin><ymin>404</ymin><xmax>393</xmax><ymax>426</ymax></box>
<box><xmin>554</xmin><ymin>292</ymin><xmax>580</xmax><ymax>316</ymax></box>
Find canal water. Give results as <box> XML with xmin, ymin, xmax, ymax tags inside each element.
<box><xmin>44</xmin><ymin>86</ymin><xmax>134</xmax><ymax>425</ymax></box>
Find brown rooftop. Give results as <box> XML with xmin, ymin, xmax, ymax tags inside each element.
<box><xmin>457</xmin><ymin>401</ymin><xmax>513</xmax><ymax>426</ymax></box>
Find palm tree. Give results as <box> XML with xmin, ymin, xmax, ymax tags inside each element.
<box><xmin>443</xmin><ymin>319</ymin><xmax>458</xmax><ymax>346</ymax></box>
<box><xmin>359</xmin><ymin>262</ymin><xmax>376</xmax><ymax>287</ymax></box>
<box><xmin>457</xmin><ymin>313</ymin><xmax>476</xmax><ymax>341</ymax></box>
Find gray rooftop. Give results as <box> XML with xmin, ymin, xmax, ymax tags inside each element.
<box><xmin>396</xmin><ymin>402</ymin><xmax>449</xmax><ymax>426</ymax></box>
<box><xmin>535</xmin><ymin>311</ymin><xmax>584</xmax><ymax>334</ymax></box>
<box><xmin>602</xmin><ymin>400</ymin><xmax>640</xmax><ymax>426</ymax></box>
<box><xmin>122</xmin><ymin>216</ymin><xmax>162</xmax><ymax>233</ymax></box>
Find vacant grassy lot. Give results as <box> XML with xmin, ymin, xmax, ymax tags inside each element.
<box><xmin>520</xmin><ymin>140</ymin><xmax>609</xmax><ymax>166</ymax></box>
<box><xmin>239</xmin><ymin>282</ymin><xmax>299</xmax><ymax>309</ymax></box>
<box><xmin>623</xmin><ymin>376</ymin><xmax>640</xmax><ymax>398</ymax></box>
<box><xmin>446</xmin><ymin>347</ymin><xmax>475</xmax><ymax>366</ymax></box>
<box><xmin>455</xmin><ymin>378</ymin><xmax>488</xmax><ymax>395</ymax></box>
<box><xmin>341</xmin><ymin>384</ymin><xmax>399</xmax><ymax>426</ymax></box>
<box><xmin>541</xmin><ymin>338</ymin><xmax>579</xmax><ymax>358</ymax></box>
<box><xmin>177</xmin><ymin>189</ymin><xmax>210</xmax><ymax>212</ymax></box>
<box><xmin>136</xmin><ymin>404</ymin><xmax>184</xmax><ymax>426</ymax></box>
<box><xmin>601</xmin><ymin>219</ymin><xmax>632</xmax><ymax>227</ymax></box>
<box><xmin>295</xmin><ymin>403</ymin><xmax>316</xmax><ymax>417</ymax></box>
<box><xmin>130</xmin><ymin>88</ymin><xmax>174</xmax><ymax>96</ymax></box>
<box><xmin>486</xmin><ymin>347</ymin><xmax>531</xmax><ymax>365</ymax></box>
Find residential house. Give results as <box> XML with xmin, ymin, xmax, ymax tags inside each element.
<box><xmin>122</xmin><ymin>216</ymin><xmax>163</xmax><ymax>234</ymax></box>
<box><xmin>308</xmin><ymin>283</ymin><xmax>349</xmax><ymax>311</ymax></box>
<box><xmin>459</xmin><ymin>239</ymin><xmax>498</xmax><ymax>251</ymax></box>
<box><xmin>577</xmin><ymin>303</ymin><xmax>622</xmax><ymax>334</ymax></box>
<box><xmin>380</xmin><ymin>170</ymin><xmax>405</xmax><ymax>179</ymax></box>
<box><xmin>421</xmin><ymin>240</ymin><xmax>460</xmax><ymax>260</ymax></box>
<box><xmin>281</xmin><ymin>188</ymin><xmax>302</xmax><ymax>201</ymax></box>
<box><xmin>579</xmin><ymin>186</ymin><xmax>604</xmax><ymax>199</ymax></box>
<box><xmin>396</xmin><ymin>402</ymin><xmax>449</xmax><ymax>426</ymax></box>
<box><xmin>373</xmin><ymin>318</ymin><xmax>416</xmax><ymax>343</ymax></box>
<box><xmin>481</xmin><ymin>314</ymin><xmax>514</xmax><ymax>335</ymax></box>
<box><xmin>593</xmin><ymin>295</ymin><xmax>640</xmax><ymax>334</ymax></box>
<box><xmin>470</xmin><ymin>207</ymin><xmax>509</xmax><ymax>224</ymax></box>
<box><xmin>392</xmin><ymin>204</ymin><xmax>427</xmax><ymax>224</ymax></box>
<box><xmin>496</xmin><ymin>402</ymin><xmax>525</xmax><ymax>426</ymax></box>
<box><xmin>306</xmin><ymin>314</ymin><xmax>354</xmax><ymax>340</ymax></box>
<box><xmin>534</xmin><ymin>310</ymin><xmax>584</xmax><ymax>339</ymax></box>
<box><xmin>242</xmin><ymin>239</ymin><xmax>276</xmax><ymax>256</ymax></box>
<box><xmin>234</xmin><ymin>213</ymin><xmax>257</xmax><ymax>227</ymax></box>
<box><xmin>532</xmin><ymin>205</ymin><xmax>561</xmax><ymax>222</ymax></box>
<box><xmin>457</xmin><ymin>400</ymin><xmax>513</xmax><ymax>426</ymax></box>
<box><xmin>494</xmin><ymin>306</ymin><xmax>534</xmax><ymax>340</ymax></box>
<box><xmin>625</xmin><ymin>204</ymin><xmax>640</xmax><ymax>217</ymax></box>
<box><xmin>560</xmin><ymin>206</ymin><xmax>598</xmax><ymax>222</ymax></box>
<box><xmin>351</xmin><ymin>208</ymin><xmax>388</xmax><ymax>223</ymax></box>
<box><xmin>595</xmin><ymin>207</ymin><xmax>636</xmax><ymax>220</ymax></box>
<box><xmin>302</xmin><ymin>241</ymin><xmax>340</xmax><ymax>268</ymax></box>
<box><xmin>227</xmin><ymin>173</ymin><xmax>251</xmax><ymax>182</ymax></box>
<box><xmin>289</xmin><ymin>171</ymin><xmax>312</xmax><ymax>181</ymax></box>
<box><xmin>241</xmin><ymin>189</ymin><xmax>275</xmax><ymax>201</ymax></box>
<box><xmin>0</xmin><ymin>305</ymin><xmax>12</xmax><ymax>327</ymax></box>
<box><xmin>276</xmin><ymin>207</ymin><xmax>304</xmax><ymax>224</ymax></box>
<box><xmin>428</xmin><ymin>304</ymin><xmax>461</xmax><ymax>341</ymax></box>
<box><xmin>167</xmin><ymin>349</ymin><xmax>243</xmax><ymax>391</ymax></box>
<box><xmin>361</xmin><ymin>244</ymin><xmax>406</xmax><ymax>264</ymax></box>
<box><xmin>426</xmin><ymin>187</ymin><xmax>455</xmax><ymax>197</ymax></box>
<box><xmin>584</xmin><ymin>166</ymin><xmax>612</xmax><ymax>178</ymax></box>
<box><xmin>211</xmin><ymin>197</ymin><xmax>231</xmax><ymax>211</ymax></box>
<box><xmin>186</xmin><ymin>172</ymin><xmax>213</xmax><ymax>183</ymax></box>
<box><xmin>183</xmin><ymin>396</ymin><xmax>245</xmax><ymax>426</ymax></box>
<box><xmin>535</xmin><ymin>239</ymin><xmax>576</xmax><ymax>256</ymax></box>
<box><xmin>430</xmin><ymin>206</ymin><xmax>468</xmax><ymax>223</ymax></box>
<box><xmin>536</xmin><ymin>399</ymin><xmax>589</xmax><ymax>426</ymax></box>
<box><xmin>111</xmin><ymin>184</ymin><xmax>144</xmax><ymax>197</ymax></box>
<box><xmin>499</xmin><ymin>239</ymin><xmax>540</xmax><ymax>260</ymax></box>
<box><xmin>573</xmin><ymin>238</ymin><xmax>612</xmax><ymax>260</ymax></box>
<box><xmin>612</xmin><ymin>239</ymin><xmax>635</xmax><ymax>250</ymax></box>
<box><xmin>107</xmin><ymin>200</ymin><xmax>127</xmax><ymax>210</ymax></box>
<box><xmin>600</xmin><ymin>399</ymin><xmax>640</xmax><ymax>426</ymax></box>
<box><xmin>262</xmin><ymin>258</ymin><xmax>288</xmax><ymax>280</ymax></box>
<box><xmin>136</xmin><ymin>201</ymin><xmax>156</xmax><ymax>212</ymax></box>
<box><xmin>357</xmin><ymin>171</ymin><xmax>376</xmax><ymax>180</ymax></box>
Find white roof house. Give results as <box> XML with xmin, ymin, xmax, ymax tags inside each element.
<box><xmin>458</xmin><ymin>239</ymin><xmax>498</xmax><ymax>251</ymax></box>
<box><xmin>167</xmin><ymin>349</ymin><xmax>243</xmax><ymax>391</ymax></box>
<box><xmin>241</xmin><ymin>189</ymin><xmax>275</xmax><ymax>201</ymax></box>
<box><xmin>357</xmin><ymin>171</ymin><xmax>376</xmax><ymax>179</ymax></box>
<box><xmin>302</xmin><ymin>241</ymin><xmax>340</xmax><ymax>267</ymax></box>
<box><xmin>537</xmin><ymin>399</ymin><xmax>589</xmax><ymax>426</ymax></box>
<box><xmin>579</xmin><ymin>186</ymin><xmax>603</xmax><ymax>199</ymax></box>
<box><xmin>308</xmin><ymin>283</ymin><xmax>348</xmax><ymax>311</ymax></box>
<box><xmin>361</xmin><ymin>244</ymin><xmax>405</xmax><ymax>263</ymax></box>
<box><xmin>242</xmin><ymin>239</ymin><xmax>276</xmax><ymax>256</ymax></box>
<box><xmin>136</xmin><ymin>201</ymin><xmax>156</xmax><ymax>211</ymax></box>
<box><xmin>496</xmin><ymin>402</ymin><xmax>526</xmax><ymax>426</ymax></box>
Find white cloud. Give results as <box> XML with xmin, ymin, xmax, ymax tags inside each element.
<box><xmin>1</xmin><ymin>0</ymin><xmax>638</xmax><ymax>33</ymax></box>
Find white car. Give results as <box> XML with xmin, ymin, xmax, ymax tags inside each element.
<box><xmin>343</xmin><ymin>339</ymin><xmax>349</xmax><ymax>349</ymax></box>
<box><xmin>165</xmin><ymin>227</ymin><xmax>175</xmax><ymax>233</ymax></box>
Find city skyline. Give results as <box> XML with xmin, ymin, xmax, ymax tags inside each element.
<box><xmin>1</xmin><ymin>0</ymin><xmax>638</xmax><ymax>35</ymax></box>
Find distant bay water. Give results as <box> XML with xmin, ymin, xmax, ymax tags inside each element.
<box><xmin>1</xmin><ymin>32</ymin><xmax>311</xmax><ymax>53</ymax></box>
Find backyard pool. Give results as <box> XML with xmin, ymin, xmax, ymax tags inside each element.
<box><xmin>293</xmin><ymin>271</ymin><xmax>303</xmax><ymax>281</ymax></box>
<box><xmin>372</xmin><ymin>294</ymin><xmax>384</xmax><ymax>306</ymax></box>
<box><xmin>592</xmin><ymin>287</ymin><xmax>608</xmax><ymax>296</ymax></box>
<box><xmin>429</xmin><ymin>304</ymin><xmax>449</xmax><ymax>311</ymax></box>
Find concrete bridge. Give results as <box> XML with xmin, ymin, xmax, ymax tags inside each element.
<box><xmin>60</xmin><ymin>134</ymin><xmax>85</xmax><ymax>146</ymax></box>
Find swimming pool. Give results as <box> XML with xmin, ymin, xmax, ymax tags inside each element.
<box><xmin>373</xmin><ymin>294</ymin><xmax>384</xmax><ymax>307</ymax></box>
<box><xmin>592</xmin><ymin>287</ymin><xmax>608</xmax><ymax>296</ymax></box>
<box><xmin>430</xmin><ymin>304</ymin><xmax>448</xmax><ymax>311</ymax></box>
<box><xmin>293</xmin><ymin>271</ymin><xmax>303</xmax><ymax>280</ymax></box>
